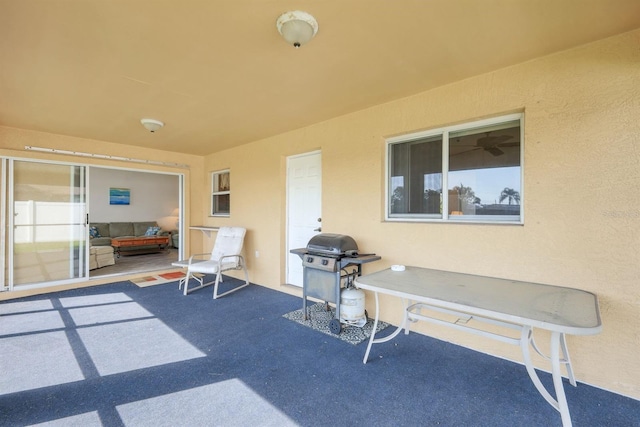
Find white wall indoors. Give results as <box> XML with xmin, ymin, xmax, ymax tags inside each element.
<box><xmin>89</xmin><ymin>167</ymin><xmax>179</xmax><ymax>226</ymax></box>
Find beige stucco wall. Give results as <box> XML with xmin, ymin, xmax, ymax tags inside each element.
<box><xmin>203</xmin><ymin>29</ymin><xmax>640</xmax><ymax>399</ymax></box>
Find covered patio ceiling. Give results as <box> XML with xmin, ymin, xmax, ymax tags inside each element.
<box><xmin>1</xmin><ymin>0</ymin><xmax>639</xmax><ymax>156</ymax></box>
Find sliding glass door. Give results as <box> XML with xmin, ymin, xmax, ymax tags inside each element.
<box><xmin>7</xmin><ymin>159</ymin><xmax>88</xmax><ymax>289</ymax></box>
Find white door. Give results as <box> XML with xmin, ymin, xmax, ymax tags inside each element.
<box><xmin>286</xmin><ymin>151</ymin><xmax>322</xmax><ymax>287</ymax></box>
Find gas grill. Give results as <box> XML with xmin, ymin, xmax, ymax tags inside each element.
<box><xmin>290</xmin><ymin>233</ymin><xmax>381</xmax><ymax>334</ymax></box>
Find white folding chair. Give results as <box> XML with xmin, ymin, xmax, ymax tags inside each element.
<box><xmin>179</xmin><ymin>226</ymin><xmax>250</xmax><ymax>299</ymax></box>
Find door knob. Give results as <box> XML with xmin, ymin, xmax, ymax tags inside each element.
<box><xmin>314</xmin><ymin>227</ymin><xmax>322</xmax><ymax>232</ymax></box>
<box><xmin>317</xmin><ymin>218</ymin><xmax>322</xmax><ymax>222</ymax></box>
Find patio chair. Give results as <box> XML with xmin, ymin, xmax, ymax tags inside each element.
<box><xmin>180</xmin><ymin>226</ymin><xmax>250</xmax><ymax>299</ymax></box>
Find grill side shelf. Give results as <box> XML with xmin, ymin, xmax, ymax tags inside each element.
<box><xmin>341</xmin><ymin>254</ymin><xmax>382</xmax><ymax>265</ymax></box>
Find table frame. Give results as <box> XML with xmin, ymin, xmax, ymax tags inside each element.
<box><xmin>354</xmin><ymin>266</ymin><xmax>602</xmax><ymax>427</ymax></box>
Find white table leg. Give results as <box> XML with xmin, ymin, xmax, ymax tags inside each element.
<box><xmin>520</xmin><ymin>327</ymin><xmax>559</xmax><ymax>410</ymax></box>
<box><xmin>551</xmin><ymin>331</ymin><xmax>573</xmax><ymax>427</ymax></box>
<box><xmin>404</xmin><ymin>298</ymin><xmax>415</xmax><ymax>335</ymax></box>
<box><xmin>520</xmin><ymin>327</ymin><xmax>574</xmax><ymax>426</ymax></box>
<box><xmin>362</xmin><ymin>292</ymin><xmax>409</xmax><ymax>364</ymax></box>
<box><xmin>362</xmin><ymin>291</ymin><xmax>380</xmax><ymax>364</ymax></box>
<box><xmin>561</xmin><ymin>333</ymin><xmax>576</xmax><ymax>387</ymax></box>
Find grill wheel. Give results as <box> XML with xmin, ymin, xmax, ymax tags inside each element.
<box><xmin>329</xmin><ymin>319</ymin><xmax>341</xmax><ymax>334</ymax></box>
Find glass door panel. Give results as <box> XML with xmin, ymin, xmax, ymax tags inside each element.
<box><xmin>11</xmin><ymin>160</ymin><xmax>87</xmax><ymax>287</ymax></box>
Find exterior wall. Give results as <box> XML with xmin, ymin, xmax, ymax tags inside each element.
<box><xmin>203</xmin><ymin>29</ymin><xmax>640</xmax><ymax>398</ymax></box>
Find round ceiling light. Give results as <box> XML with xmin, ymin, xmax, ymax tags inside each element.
<box><xmin>140</xmin><ymin>118</ymin><xmax>164</xmax><ymax>133</ymax></box>
<box><xmin>276</xmin><ymin>11</ymin><xmax>318</xmax><ymax>48</ymax></box>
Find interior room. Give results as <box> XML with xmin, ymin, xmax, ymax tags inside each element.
<box><xmin>1</xmin><ymin>1</ymin><xmax>639</xmax><ymax>425</ymax></box>
<box><xmin>87</xmin><ymin>167</ymin><xmax>181</xmax><ymax>278</ymax></box>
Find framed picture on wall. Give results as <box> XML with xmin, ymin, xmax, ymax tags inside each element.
<box><xmin>109</xmin><ymin>187</ymin><xmax>130</xmax><ymax>205</ymax></box>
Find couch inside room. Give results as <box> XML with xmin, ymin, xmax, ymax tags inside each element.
<box><xmin>90</xmin><ymin>221</ymin><xmax>172</xmax><ymax>253</ymax></box>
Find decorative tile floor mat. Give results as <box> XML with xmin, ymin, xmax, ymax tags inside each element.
<box><xmin>131</xmin><ymin>272</ymin><xmax>201</xmax><ymax>288</ymax></box>
<box><xmin>283</xmin><ymin>302</ymin><xmax>390</xmax><ymax>345</ymax></box>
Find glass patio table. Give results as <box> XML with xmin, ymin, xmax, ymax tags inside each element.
<box><xmin>354</xmin><ymin>266</ymin><xmax>602</xmax><ymax>427</ymax></box>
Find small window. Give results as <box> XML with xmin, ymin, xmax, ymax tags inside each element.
<box><xmin>387</xmin><ymin>114</ymin><xmax>523</xmax><ymax>224</ymax></box>
<box><xmin>211</xmin><ymin>170</ymin><xmax>230</xmax><ymax>216</ymax></box>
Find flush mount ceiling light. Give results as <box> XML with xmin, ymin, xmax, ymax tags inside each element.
<box><xmin>140</xmin><ymin>118</ymin><xmax>164</xmax><ymax>133</ymax></box>
<box><xmin>276</xmin><ymin>10</ymin><xmax>318</xmax><ymax>48</ymax></box>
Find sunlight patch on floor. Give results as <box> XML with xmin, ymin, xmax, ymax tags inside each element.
<box><xmin>29</xmin><ymin>411</ymin><xmax>103</xmax><ymax>427</ymax></box>
<box><xmin>0</xmin><ymin>331</ymin><xmax>84</xmax><ymax>395</ymax></box>
<box><xmin>77</xmin><ymin>318</ymin><xmax>206</xmax><ymax>376</ymax></box>
<box><xmin>68</xmin><ymin>302</ymin><xmax>153</xmax><ymax>326</ymax></box>
<box><xmin>116</xmin><ymin>379</ymin><xmax>299</xmax><ymax>427</ymax></box>
<box><xmin>59</xmin><ymin>292</ymin><xmax>133</xmax><ymax>307</ymax></box>
<box><xmin>0</xmin><ymin>299</ymin><xmax>54</xmax><ymax>315</ymax></box>
<box><xmin>0</xmin><ymin>291</ymin><xmax>205</xmax><ymax>395</ymax></box>
<box><xmin>0</xmin><ymin>310</ymin><xmax>65</xmax><ymax>335</ymax></box>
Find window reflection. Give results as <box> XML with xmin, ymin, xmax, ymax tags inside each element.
<box><xmin>449</xmin><ymin>121</ymin><xmax>521</xmax><ymax>217</ymax></box>
<box><xmin>390</xmin><ymin>134</ymin><xmax>442</xmax><ymax>216</ymax></box>
<box><xmin>387</xmin><ymin>115</ymin><xmax>522</xmax><ymax>222</ymax></box>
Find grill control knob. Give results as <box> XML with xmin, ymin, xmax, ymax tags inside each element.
<box><xmin>306</xmin><ymin>256</ymin><xmax>314</xmax><ymax>262</ymax></box>
<box><xmin>322</xmin><ymin>259</ymin><xmax>329</xmax><ymax>266</ymax></box>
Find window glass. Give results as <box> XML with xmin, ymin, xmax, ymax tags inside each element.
<box><xmin>448</xmin><ymin>120</ymin><xmax>521</xmax><ymax>218</ymax></box>
<box><xmin>211</xmin><ymin>170</ymin><xmax>230</xmax><ymax>216</ymax></box>
<box><xmin>389</xmin><ymin>135</ymin><xmax>442</xmax><ymax>217</ymax></box>
<box><xmin>387</xmin><ymin>115</ymin><xmax>522</xmax><ymax>223</ymax></box>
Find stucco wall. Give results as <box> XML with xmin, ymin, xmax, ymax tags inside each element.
<box><xmin>203</xmin><ymin>29</ymin><xmax>640</xmax><ymax>398</ymax></box>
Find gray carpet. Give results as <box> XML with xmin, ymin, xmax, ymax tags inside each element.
<box><xmin>2</xmin><ymin>278</ymin><xmax>639</xmax><ymax>426</ymax></box>
<box><xmin>283</xmin><ymin>302</ymin><xmax>390</xmax><ymax>345</ymax></box>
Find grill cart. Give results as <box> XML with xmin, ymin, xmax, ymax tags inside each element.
<box><xmin>290</xmin><ymin>233</ymin><xmax>381</xmax><ymax>334</ymax></box>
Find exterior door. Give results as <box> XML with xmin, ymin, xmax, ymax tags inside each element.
<box><xmin>6</xmin><ymin>160</ymin><xmax>88</xmax><ymax>290</ymax></box>
<box><xmin>286</xmin><ymin>151</ymin><xmax>322</xmax><ymax>287</ymax></box>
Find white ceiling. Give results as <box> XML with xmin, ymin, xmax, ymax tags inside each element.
<box><xmin>1</xmin><ymin>0</ymin><xmax>639</xmax><ymax>156</ymax></box>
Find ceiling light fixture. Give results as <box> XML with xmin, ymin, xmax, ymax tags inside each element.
<box><xmin>140</xmin><ymin>118</ymin><xmax>164</xmax><ymax>133</ymax></box>
<box><xmin>276</xmin><ymin>10</ymin><xmax>318</xmax><ymax>48</ymax></box>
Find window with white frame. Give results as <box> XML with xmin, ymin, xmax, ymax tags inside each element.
<box><xmin>210</xmin><ymin>169</ymin><xmax>230</xmax><ymax>216</ymax></box>
<box><xmin>387</xmin><ymin>114</ymin><xmax>523</xmax><ymax>223</ymax></box>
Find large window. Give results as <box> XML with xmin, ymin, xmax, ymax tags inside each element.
<box><xmin>210</xmin><ymin>169</ymin><xmax>230</xmax><ymax>216</ymax></box>
<box><xmin>387</xmin><ymin>114</ymin><xmax>523</xmax><ymax>223</ymax></box>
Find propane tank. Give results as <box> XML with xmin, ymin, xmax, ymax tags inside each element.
<box><xmin>340</xmin><ymin>286</ymin><xmax>366</xmax><ymax>326</ymax></box>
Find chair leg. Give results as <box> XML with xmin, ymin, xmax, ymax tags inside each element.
<box><xmin>242</xmin><ymin>264</ymin><xmax>249</xmax><ymax>286</ymax></box>
<box><xmin>182</xmin><ymin>270</ymin><xmax>206</xmax><ymax>295</ymax></box>
<box><xmin>182</xmin><ymin>271</ymin><xmax>191</xmax><ymax>295</ymax></box>
<box><xmin>178</xmin><ymin>270</ymin><xmax>189</xmax><ymax>291</ymax></box>
<box><xmin>213</xmin><ymin>271</ymin><xmax>223</xmax><ymax>299</ymax></box>
<box><xmin>212</xmin><ymin>259</ymin><xmax>250</xmax><ymax>299</ymax></box>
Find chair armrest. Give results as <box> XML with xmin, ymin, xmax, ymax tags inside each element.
<box><xmin>187</xmin><ymin>253</ymin><xmax>210</xmax><ymax>265</ymax></box>
<box><xmin>216</xmin><ymin>253</ymin><xmax>244</xmax><ymax>266</ymax></box>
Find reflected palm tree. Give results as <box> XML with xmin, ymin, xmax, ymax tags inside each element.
<box><xmin>452</xmin><ymin>183</ymin><xmax>481</xmax><ymax>205</ymax></box>
<box><xmin>499</xmin><ymin>188</ymin><xmax>520</xmax><ymax>205</ymax></box>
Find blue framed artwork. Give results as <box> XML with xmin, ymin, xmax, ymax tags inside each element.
<box><xmin>109</xmin><ymin>187</ymin><xmax>130</xmax><ymax>205</ymax></box>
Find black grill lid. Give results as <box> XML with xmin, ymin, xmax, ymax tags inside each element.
<box><xmin>306</xmin><ymin>233</ymin><xmax>358</xmax><ymax>256</ymax></box>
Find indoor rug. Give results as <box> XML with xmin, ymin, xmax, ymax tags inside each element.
<box><xmin>130</xmin><ymin>271</ymin><xmax>201</xmax><ymax>288</ymax></box>
<box><xmin>283</xmin><ymin>302</ymin><xmax>390</xmax><ymax>345</ymax></box>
